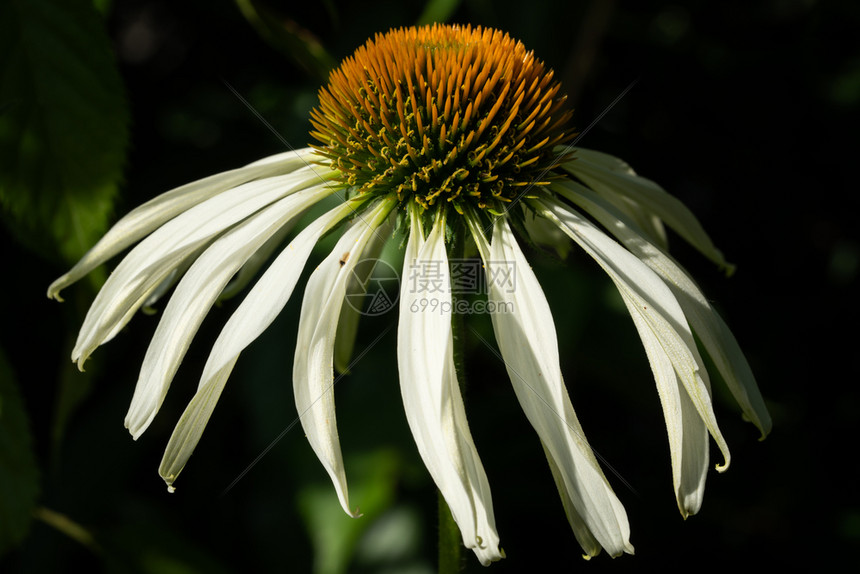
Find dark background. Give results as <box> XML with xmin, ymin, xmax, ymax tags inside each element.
<box><xmin>3</xmin><ymin>0</ymin><xmax>858</xmax><ymax>572</ymax></box>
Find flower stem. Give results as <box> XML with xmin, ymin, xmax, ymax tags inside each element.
<box><xmin>438</xmin><ymin>213</ymin><xmax>469</xmax><ymax>574</ymax></box>
<box><xmin>438</xmin><ymin>490</ymin><xmax>463</xmax><ymax>573</ymax></box>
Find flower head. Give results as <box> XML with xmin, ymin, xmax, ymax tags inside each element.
<box><xmin>49</xmin><ymin>23</ymin><xmax>770</xmax><ymax>565</ymax></box>
<box><xmin>309</xmin><ymin>25</ymin><xmax>572</xmax><ymax>213</ymax></box>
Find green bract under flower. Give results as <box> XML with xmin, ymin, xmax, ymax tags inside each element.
<box><xmin>310</xmin><ymin>24</ymin><xmax>573</xmax><ymax>213</ymax></box>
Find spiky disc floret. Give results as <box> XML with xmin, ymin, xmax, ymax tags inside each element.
<box><xmin>310</xmin><ymin>24</ymin><xmax>574</xmax><ymax>213</ymax></box>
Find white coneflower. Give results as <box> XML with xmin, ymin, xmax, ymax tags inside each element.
<box><xmin>49</xmin><ymin>24</ymin><xmax>770</xmax><ymax>565</ymax></box>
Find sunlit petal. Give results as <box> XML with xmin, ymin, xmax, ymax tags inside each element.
<box><xmin>553</xmin><ymin>180</ymin><xmax>771</xmax><ymax>438</ymax></box>
<box><xmin>565</xmin><ymin>147</ymin><xmax>730</xmax><ymax>271</ymax></box>
<box><xmin>474</xmin><ymin>215</ymin><xmax>633</xmax><ymax>557</ymax></box>
<box><xmin>158</xmin><ymin>200</ymin><xmax>357</xmax><ymax>490</ymax></box>
<box><xmin>71</xmin><ymin>167</ymin><xmax>329</xmax><ymax>368</ymax></box>
<box><xmin>292</xmin><ymin>199</ymin><xmax>395</xmax><ymax>517</ymax></box>
<box><xmin>48</xmin><ymin>149</ymin><xmax>321</xmax><ymax>300</ymax></box>
<box><xmin>535</xmin><ymin>197</ymin><xmax>732</xmax><ymax>472</ymax></box>
<box><xmin>125</xmin><ymin>184</ymin><xmax>334</xmax><ymax>439</ymax></box>
<box><xmin>398</xmin><ymin>208</ymin><xmax>502</xmax><ymax>564</ymax></box>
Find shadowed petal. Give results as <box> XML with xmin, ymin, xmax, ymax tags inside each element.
<box><xmin>624</xmin><ymin>296</ymin><xmax>709</xmax><ymax>516</ymax></box>
<box><xmin>562</xmin><ymin>148</ymin><xmax>667</xmax><ymax>249</ymax></box>
<box><xmin>332</xmin><ymin>217</ymin><xmax>394</xmax><ymax>375</ymax></box>
<box><xmin>565</xmin><ymin>147</ymin><xmax>730</xmax><ymax>271</ymax></box>
<box><xmin>540</xmin><ymin>441</ymin><xmax>600</xmax><ymax>558</ymax></box>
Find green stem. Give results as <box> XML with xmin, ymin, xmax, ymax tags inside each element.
<box><xmin>438</xmin><ymin>213</ymin><xmax>469</xmax><ymax>574</ymax></box>
<box><xmin>449</xmin><ymin>215</ymin><xmax>469</xmax><ymax>387</ymax></box>
<box><xmin>438</xmin><ymin>490</ymin><xmax>463</xmax><ymax>574</ymax></box>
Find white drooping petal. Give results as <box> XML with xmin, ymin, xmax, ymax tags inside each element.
<box><xmin>539</xmin><ymin>442</ymin><xmax>600</xmax><ymax>559</ymax></box>
<box><xmin>70</xmin><ymin>166</ymin><xmax>327</xmax><ymax>368</ymax></box>
<box><xmin>705</xmin><ymin>312</ymin><xmax>771</xmax><ymax>434</ymax></box>
<box><xmin>553</xmin><ymin>180</ymin><xmax>771</xmax><ymax>438</ymax></box>
<box><xmin>622</xmin><ymin>293</ymin><xmax>709</xmax><ymax>517</ymax></box>
<box><xmin>292</xmin><ymin>199</ymin><xmax>395</xmax><ymax>518</ymax></box>
<box><xmin>565</xmin><ymin>147</ymin><xmax>730</xmax><ymax>271</ymax></box>
<box><xmin>217</xmin><ymin>217</ymin><xmax>298</xmax><ymax>303</ymax></box>
<box><xmin>535</xmin><ymin>197</ymin><xmax>732</xmax><ymax>473</ymax></box>
<box><xmin>48</xmin><ymin>148</ymin><xmax>322</xmax><ymax>300</ymax></box>
<box><xmin>476</xmin><ymin>216</ymin><xmax>632</xmax><ymax>558</ymax></box>
<box><xmin>558</xmin><ymin>147</ymin><xmax>668</xmax><ymax>250</ymax></box>
<box><xmin>332</xmin><ymin>217</ymin><xmax>394</xmax><ymax>375</ymax></box>
<box><xmin>124</xmin><ymin>184</ymin><xmax>334</xmax><ymax>440</ymax></box>
<box><xmin>157</xmin><ymin>200</ymin><xmax>359</xmax><ymax>490</ymax></box>
<box><xmin>397</xmin><ymin>209</ymin><xmax>501</xmax><ymax>565</ymax></box>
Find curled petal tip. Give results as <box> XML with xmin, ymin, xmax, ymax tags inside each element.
<box><xmin>162</xmin><ymin>473</ymin><xmax>177</xmax><ymax>493</ymax></box>
<box><xmin>125</xmin><ymin>423</ymin><xmax>144</xmax><ymax>441</ymax></box>
<box><xmin>606</xmin><ymin>542</ymin><xmax>635</xmax><ymax>558</ymax></box>
<box><xmin>756</xmin><ymin>423</ymin><xmax>772</xmax><ymax>442</ymax></box>
<box><xmin>47</xmin><ymin>279</ymin><xmax>65</xmax><ymax>301</ymax></box>
<box><xmin>743</xmin><ymin>413</ymin><xmax>772</xmax><ymax>441</ymax></box>
<box><xmin>711</xmin><ymin>247</ymin><xmax>736</xmax><ymax>277</ymax></box>
<box><xmin>72</xmin><ymin>346</ymin><xmax>91</xmax><ymax>371</ymax></box>
<box><xmin>724</xmin><ymin>262</ymin><xmax>737</xmax><ymax>277</ymax></box>
<box><xmin>715</xmin><ymin>458</ymin><xmax>730</xmax><ymax>473</ymax></box>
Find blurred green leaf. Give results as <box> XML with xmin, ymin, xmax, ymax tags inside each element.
<box><xmin>0</xmin><ymin>346</ymin><xmax>40</xmax><ymax>555</ymax></box>
<box><xmin>416</xmin><ymin>0</ymin><xmax>462</xmax><ymax>25</ymax></box>
<box><xmin>91</xmin><ymin>0</ymin><xmax>112</xmax><ymax>16</ymax></box>
<box><xmin>298</xmin><ymin>449</ymin><xmax>402</xmax><ymax>574</ymax></box>
<box><xmin>0</xmin><ymin>0</ymin><xmax>129</xmax><ymax>264</ymax></box>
